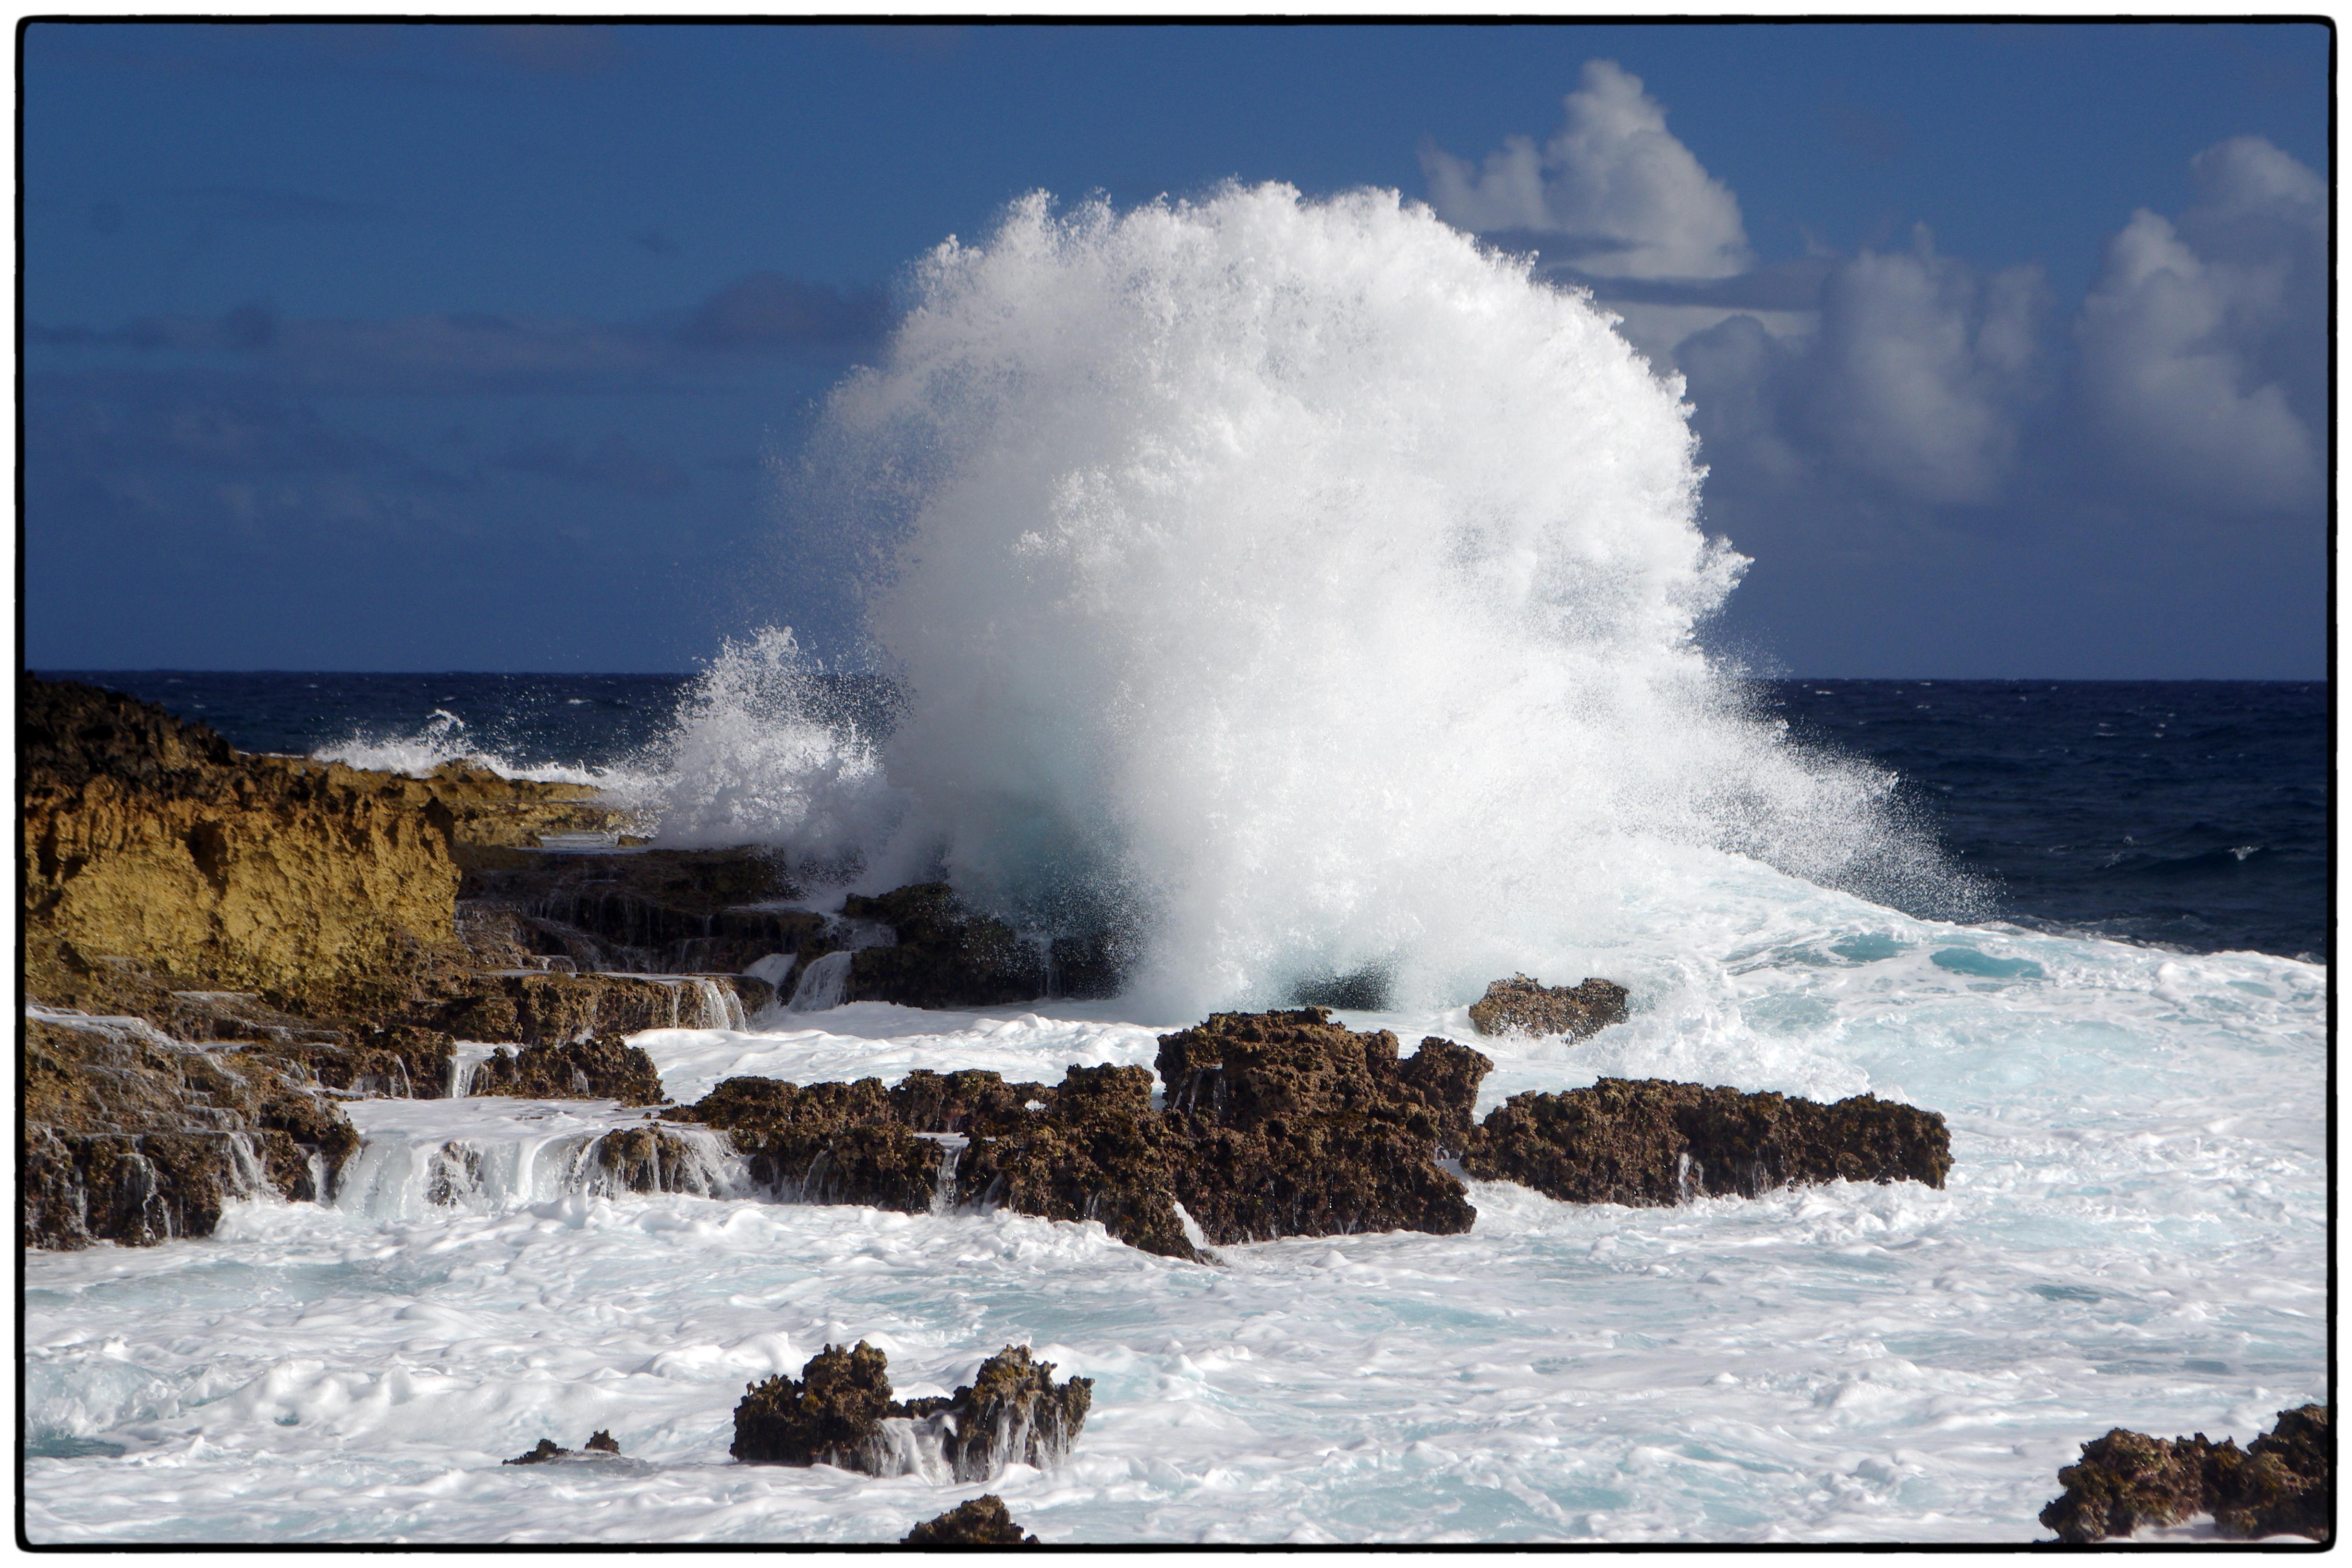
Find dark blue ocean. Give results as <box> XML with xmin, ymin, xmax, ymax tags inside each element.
<box><xmin>40</xmin><ymin>671</ymin><xmax>2329</xmax><ymax>963</ymax></box>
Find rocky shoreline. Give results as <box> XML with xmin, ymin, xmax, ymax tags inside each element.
<box><xmin>21</xmin><ymin>672</ymin><xmax>1957</xmax><ymax>1257</ymax></box>
<box><xmin>24</xmin><ymin>673</ymin><xmax>2313</xmax><ymax>1544</ymax></box>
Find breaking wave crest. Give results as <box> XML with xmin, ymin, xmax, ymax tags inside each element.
<box><xmin>643</xmin><ymin>184</ymin><xmax>1984</xmax><ymax>1012</ymax></box>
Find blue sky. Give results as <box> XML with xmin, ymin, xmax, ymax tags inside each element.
<box><xmin>23</xmin><ymin>21</ymin><xmax>2329</xmax><ymax>675</ymax></box>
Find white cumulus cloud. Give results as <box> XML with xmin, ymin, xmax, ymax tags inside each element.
<box><xmin>2073</xmin><ymin>135</ymin><xmax>2323</xmax><ymax>513</ymax></box>
<box><xmin>1421</xmin><ymin>59</ymin><xmax>1750</xmax><ymax>280</ymax></box>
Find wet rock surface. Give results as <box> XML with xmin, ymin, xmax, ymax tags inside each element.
<box><xmin>2040</xmin><ymin>1405</ymin><xmax>2332</xmax><ymax>1543</ymax></box>
<box><xmin>902</xmin><ymin>1346</ymin><xmax>1095</xmax><ymax>1483</ymax></box>
<box><xmin>1466</xmin><ymin>973</ymin><xmax>1630</xmax><ymax>1040</ymax></box>
<box><xmin>674</xmin><ymin>1009</ymin><xmax>1492</xmax><ymax>1260</ymax></box>
<box><xmin>23</xmin><ymin>1013</ymin><xmax>360</xmax><ymax>1250</ymax></box>
<box><xmin>731</xmin><ymin>1340</ymin><xmax>903</xmax><ymax>1472</ymax></box>
<box><xmin>456</xmin><ymin>845</ymin><xmax>817</xmax><ymax>975</ymax></box>
<box><xmin>842</xmin><ymin>883</ymin><xmax>1121</xmax><ymax>1007</ymax></box>
<box><xmin>732</xmin><ymin>1341</ymin><xmax>1092</xmax><ymax>1483</ymax></box>
<box><xmin>1154</xmin><ymin>1009</ymin><xmax>1490</xmax><ymax>1245</ymax></box>
<box><xmin>1463</xmin><ymin>1078</ymin><xmax>1953</xmax><ymax>1204</ymax></box>
<box><xmin>903</xmin><ymin>1494</ymin><xmax>1039</xmax><ymax>1545</ymax></box>
<box><xmin>436</xmin><ymin>970</ymin><xmax>772</xmax><ymax>1047</ymax></box>
<box><xmin>468</xmin><ymin>1036</ymin><xmax>666</xmax><ymax>1105</ymax></box>
<box><xmin>504</xmin><ymin>1430</ymin><xmax>625</xmax><ymax>1466</ymax></box>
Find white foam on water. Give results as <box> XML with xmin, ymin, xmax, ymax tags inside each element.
<box><xmin>24</xmin><ymin>878</ymin><xmax>2324</xmax><ymax>1544</ymax></box>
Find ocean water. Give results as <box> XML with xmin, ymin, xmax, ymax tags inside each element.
<box><xmin>24</xmin><ymin>186</ymin><xmax>2328</xmax><ymax>1544</ymax></box>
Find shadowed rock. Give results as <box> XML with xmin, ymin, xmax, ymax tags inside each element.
<box><xmin>905</xmin><ymin>1346</ymin><xmax>1093</xmax><ymax>1483</ymax></box>
<box><xmin>903</xmin><ymin>1494</ymin><xmax>1038</xmax><ymax>1545</ymax></box>
<box><xmin>2041</xmin><ymin>1405</ymin><xmax>2332</xmax><ymax>1543</ymax></box>
<box><xmin>1463</xmin><ymin>1078</ymin><xmax>1951</xmax><ymax>1204</ymax></box>
<box><xmin>504</xmin><ymin>1430</ymin><xmax>625</xmax><ymax>1465</ymax></box>
<box><xmin>468</xmin><ymin>1036</ymin><xmax>665</xmax><ymax>1104</ymax></box>
<box><xmin>438</xmin><ymin>970</ymin><xmax>772</xmax><ymax>1047</ymax></box>
<box><xmin>733</xmin><ymin>1340</ymin><xmax>899</xmax><ymax>1470</ymax></box>
<box><xmin>731</xmin><ymin>1341</ymin><xmax>1091</xmax><ymax>1482</ymax></box>
<box><xmin>1467</xmin><ymin>974</ymin><xmax>1629</xmax><ymax>1040</ymax></box>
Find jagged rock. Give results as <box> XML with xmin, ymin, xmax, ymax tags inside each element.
<box><xmin>584</xmin><ymin>1429</ymin><xmax>622</xmax><ymax>1454</ymax></box>
<box><xmin>469</xmin><ymin>1036</ymin><xmax>665</xmax><ymax>1104</ymax></box>
<box><xmin>673</xmin><ymin>1010</ymin><xmax>1491</xmax><ymax>1260</ymax></box>
<box><xmin>1153</xmin><ymin>1009</ymin><xmax>1490</xmax><ymax>1245</ymax></box>
<box><xmin>2042</xmin><ymin>1406</ymin><xmax>2332</xmax><ymax>1543</ymax></box>
<box><xmin>903</xmin><ymin>1495</ymin><xmax>1038</xmax><ymax>1545</ymax></box>
<box><xmin>1463</xmin><ymin>1078</ymin><xmax>1951</xmax><ymax>1204</ymax></box>
<box><xmin>907</xmin><ymin>1346</ymin><xmax>1094</xmax><ymax>1483</ymax></box>
<box><xmin>953</xmin><ymin>1065</ymin><xmax>1201</xmax><ymax>1261</ymax></box>
<box><xmin>1466</xmin><ymin>974</ymin><xmax>1629</xmax><ymax>1040</ymax></box>
<box><xmin>23</xmin><ymin>676</ymin><xmax>468</xmax><ymax>1023</ymax></box>
<box><xmin>23</xmin><ymin>1013</ymin><xmax>359</xmax><ymax>1249</ymax></box>
<box><xmin>2040</xmin><ymin>1428</ymin><xmax>2213</xmax><ymax>1543</ymax></box>
<box><xmin>437</xmin><ymin>970</ymin><xmax>772</xmax><ymax>1046</ymax></box>
<box><xmin>2210</xmin><ymin>1405</ymin><xmax>2332</xmax><ymax>1541</ymax></box>
<box><xmin>732</xmin><ymin>1341</ymin><xmax>900</xmax><ymax>1470</ymax></box>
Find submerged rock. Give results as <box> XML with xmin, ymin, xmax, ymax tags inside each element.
<box><xmin>467</xmin><ymin>1036</ymin><xmax>665</xmax><ymax>1104</ymax></box>
<box><xmin>903</xmin><ymin>1495</ymin><xmax>1040</xmax><ymax>1545</ymax></box>
<box><xmin>1466</xmin><ymin>974</ymin><xmax>1629</xmax><ymax>1040</ymax></box>
<box><xmin>2041</xmin><ymin>1405</ymin><xmax>2332</xmax><ymax>1543</ymax></box>
<box><xmin>1463</xmin><ymin>1078</ymin><xmax>1952</xmax><ymax>1204</ymax></box>
<box><xmin>504</xmin><ymin>1430</ymin><xmax>625</xmax><ymax>1465</ymax></box>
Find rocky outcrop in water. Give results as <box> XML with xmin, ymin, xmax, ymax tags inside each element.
<box><xmin>437</xmin><ymin>970</ymin><xmax>773</xmax><ymax>1047</ymax></box>
<box><xmin>468</xmin><ymin>1037</ymin><xmax>666</xmax><ymax>1104</ymax></box>
<box><xmin>504</xmin><ymin>1430</ymin><xmax>625</xmax><ymax>1465</ymax></box>
<box><xmin>23</xmin><ymin>1012</ymin><xmax>361</xmax><ymax>1249</ymax></box>
<box><xmin>456</xmin><ymin>844</ymin><xmax>817</xmax><ymax>975</ymax></box>
<box><xmin>732</xmin><ymin>1341</ymin><xmax>1092</xmax><ymax>1482</ymax></box>
<box><xmin>1467</xmin><ymin>974</ymin><xmax>1630</xmax><ymax>1040</ymax></box>
<box><xmin>673</xmin><ymin>1009</ymin><xmax>1492</xmax><ymax>1260</ymax></box>
<box><xmin>1463</xmin><ymin>1078</ymin><xmax>1952</xmax><ymax>1204</ymax></box>
<box><xmin>2040</xmin><ymin>1405</ymin><xmax>2332</xmax><ymax>1543</ymax></box>
<box><xmin>903</xmin><ymin>1495</ymin><xmax>1039</xmax><ymax>1545</ymax></box>
<box><xmin>733</xmin><ymin>1340</ymin><xmax>899</xmax><ymax>1470</ymax></box>
<box><xmin>1154</xmin><ymin>1008</ymin><xmax>1490</xmax><ymax>1245</ymax></box>
<box><xmin>840</xmin><ymin>883</ymin><xmax>1124</xmax><ymax>1006</ymax></box>
<box><xmin>902</xmin><ymin>1346</ymin><xmax>1094</xmax><ymax>1482</ymax></box>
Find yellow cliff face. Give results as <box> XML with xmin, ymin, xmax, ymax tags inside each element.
<box><xmin>20</xmin><ymin>677</ymin><xmax>632</xmax><ymax>1020</ymax></box>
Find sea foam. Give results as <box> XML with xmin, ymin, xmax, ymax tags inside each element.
<box><xmin>645</xmin><ymin>184</ymin><xmax>1982</xmax><ymax>1015</ymax></box>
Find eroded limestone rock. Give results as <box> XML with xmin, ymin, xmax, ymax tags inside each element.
<box><xmin>903</xmin><ymin>1495</ymin><xmax>1038</xmax><ymax>1545</ymax></box>
<box><xmin>468</xmin><ymin>1036</ymin><xmax>665</xmax><ymax>1104</ymax></box>
<box><xmin>1466</xmin><ymin>974</ymin><xmax>1629</xmax><ymax>1040</ymax></box>
<box><xmin>1463</xmin><ymin>1078</ymin><xmax>1952</xmax><ymax>1204</ymax></box>
<box><xmin>2041</xmin><ymin>1405</ymin><xmax>2332</xmax><ymax>1544</ymax></box>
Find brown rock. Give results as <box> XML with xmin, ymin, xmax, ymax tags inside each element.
<box><xmin>903</xmin><ymin>1494</ymin><xmax>1038</xmax><ymax>1545</ymax></box>
<box><xmin>1467</xmin><ymin>974</ymin><xmax>1629</xmax><ymax>1040</ymax></box>
<box><xmin>909</xmin><ymin>1345</ymin><xmax>1093</xmax><ymax>1483</ymax></box>
<box><xmin>23</xmin><ymin>1013</ymin><xmax>358</xmax><ymax>1249</ymax></box>
<box><xmin>1462</xmin><ymin>1078</ymin><xmax>1951</xmax><ymax>1205</ymax></box>
<box><xmin>469</xmin><ymin>1036</ymin><xmax>665</xmax><ymax>1104</ymax></box>
<box><xmin>2040</xmin><ymin>1406</ymin><xmax>2331</xmax><ymax>1544</ymax></box>
<box><xmin>732</xmin><ymin>1341</ymin><xmax>900</xmax><ymax>1470</ymax></box>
